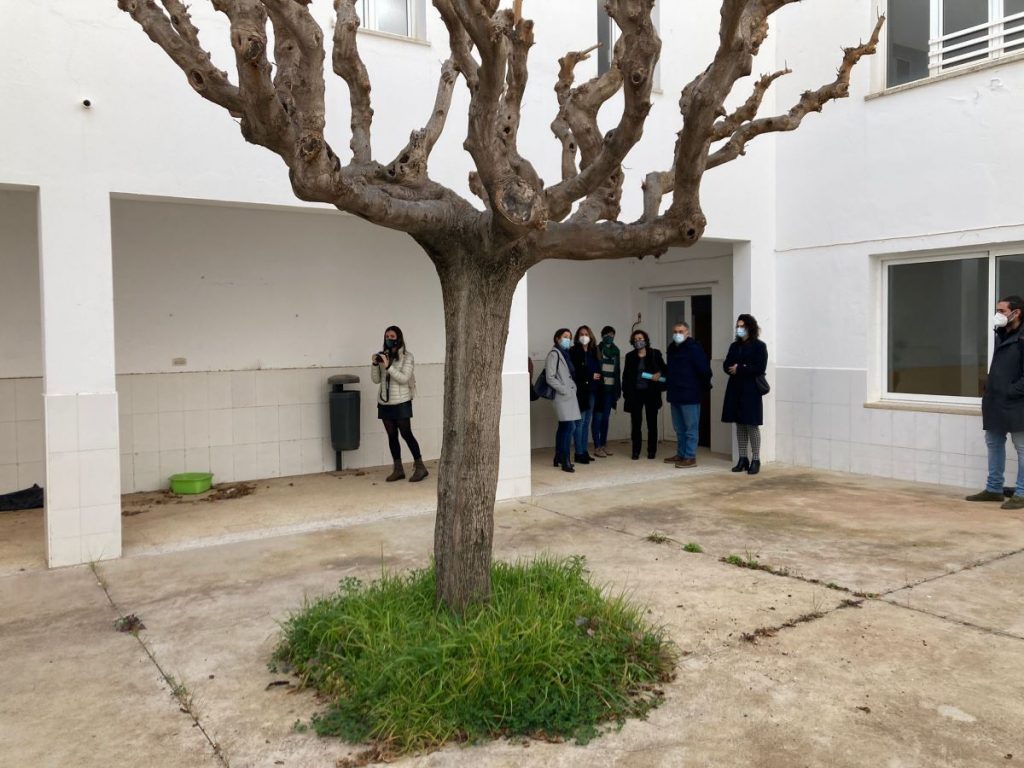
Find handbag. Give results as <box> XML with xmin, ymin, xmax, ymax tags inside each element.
<box><xmin>755</xmin><ymin>374</ymin><xmax>770</xmax><ymax>396</ymax></box>
<box><xmin>534</xmin><ymin>368</ymin><xmax>556</xmax><ymax>400</ymax></box>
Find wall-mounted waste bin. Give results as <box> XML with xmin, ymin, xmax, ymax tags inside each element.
<box><xmin>329</xmin><ymin>374</ymin><xmax>360</xmax><ymax>470</ymax></box>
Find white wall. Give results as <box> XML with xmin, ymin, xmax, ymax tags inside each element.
<box><xmin>111</xmin><ymin>198</ymin><xmax>446</xmax><ymax>371</ymax></box>
<box><xmin>770</xmin><ymin>0</ymin><xmax>1024</xmax><ymax>486</ymax></box>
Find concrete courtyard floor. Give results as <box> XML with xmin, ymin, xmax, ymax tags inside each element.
<box><xmin>1</xmin><ymin>444</ymin><xmax>1023</xmax><ymax>767</ymax></box>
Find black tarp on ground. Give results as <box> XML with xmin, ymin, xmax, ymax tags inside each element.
<box><xmin>0</xmin><ymin>484</ymin><xmax>44</xmax><ymax>511</ymax></box>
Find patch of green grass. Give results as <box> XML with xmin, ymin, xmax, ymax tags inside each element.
<box><xmin>720</xmin><ymin>553</ymin><xmax>789</xmax><ymax>577</ymax></box>
<box><xmin>681</xmin><ymin>543</ymin><xmax>703</xmax><ymax>554</ymax></box>
<box><xmin>273</xmin><ymin>556</ymin><xmax>677</xmax><ymax>756</ymax></box>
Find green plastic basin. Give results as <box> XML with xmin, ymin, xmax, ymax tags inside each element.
<box><xmin>169</xmin><ymin>472</ymin><xmax>213</xmax><ymax>495</ymax></box>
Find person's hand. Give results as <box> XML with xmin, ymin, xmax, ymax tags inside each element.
<box><xmin>727</xmin><ymin>364</ymin><xmax>738</xmax><ymax>374</ymax></box>
<box><xmin>378</xmin><ymin>352</ymin><xmax>389</xmax><ymax>367</ymax></box>
<box><xmin>651</xmin><ymin>372</ymin><xmax>662</xmax><ymax>382</ymax></box>
<box><xmin>592</xmin><ymin>372</ymin><xmax>601</xmax><ymax>381</ymax></box>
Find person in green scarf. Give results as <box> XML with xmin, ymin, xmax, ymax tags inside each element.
<box><xmin>592</xmin><ymin>325</ymin><xmax>622</xmax><ymax>457</ymax></box>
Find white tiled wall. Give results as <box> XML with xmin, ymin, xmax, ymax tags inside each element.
<box><xmin>774</xmin><ymin>367</ymin><xmax>990</xmax><ymax>490</ymax></box>
<box><xmin>115</xmin><ymin>366</ymin><xmax>446</xmax><ymax>493</ymax></box>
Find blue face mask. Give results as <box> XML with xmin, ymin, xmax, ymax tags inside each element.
<box><xmin>736</xmin><ymin>327</ymin><xmax>747</xmax><ymax>339</ymax></box>
<box><xmin>633</xmin><ymin>340</ymin><xmax>646</xmax><ymax>350</ymax></box>
<box><xmin>384</xmin><ymin>338</ymin><xmax>397</xmax><ymax>349</ymax></box>
<box><xmin>672</xmin><ymin>333</ymin><xmax>685</xmax><ymax>344</ymax></box>
<box><xmin>559</xmin><ymin>338</ymin><xmax>572</xmax><ymax>350</ymax></box>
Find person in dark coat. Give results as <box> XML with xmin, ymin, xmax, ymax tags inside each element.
<box><xmin>722</xmin><ymin>313</ymin><xmax>768</xmax><ymax>475</ymax></box>
<box><xmin>622</xmin><ymin>329</ymin><xmax>667</xmax><ymax>460</ymax></box>
<box><xmin>665</xmin><ymin>321</ymin><xmax>713</xmax><ymax>468</ymax></box>
<box><xmin>592</xmin><ymin>326</ymin><xmax>622</xmax><ymax>457</ymax></box>
<box><xmin>966</xmin><ymin>295</ymin><xmax>1024</xmax><ymax>509</ymax></box>
<box><xmin>569</xmin><ymin>325</ymin><xmax>602</xmax><ymax>464</ymax></box>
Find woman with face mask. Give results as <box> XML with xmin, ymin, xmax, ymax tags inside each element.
<box><xmin>592</xmin><ymin>326</ymin><xmax>622</xmax><ymax>457</ymax></box>
<box><xmin>546</xmin><ymin>328</ymin><xmax>582</xmax><ymax>472</ymax></box>
<box><xmin>569</xmin><ymin>325</ymin><xmax>602</xmax><ymax>464</ymax></box>
<box><xmin>371</xmin><ymin>325</ymin><xmax>428</xmax><ymax>483</ymax></box>
<box><xmin>621</xmin><ymin>329</ymin><xmax>668</xmax><ymax>460</ymax></box>
<box><xmin>722</xmin><ymin>314</ymin><xmax>769</xmax><ymax>475</ymax></box>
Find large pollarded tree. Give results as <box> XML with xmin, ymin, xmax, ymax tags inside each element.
<box><xmin>119</xmin><ymin>0</ymin><xmax>882</xmax><ymax>611</ymax></box>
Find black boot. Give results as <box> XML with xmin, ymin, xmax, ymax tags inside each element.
<box><xmin>386</xmin><ymin>460</ymin><xmax>405</xmax><ymax>482</ymax></box>
<box><xmin>574</xmin><ymin>452</ymin><xmax>591</xmax><ymax>464</ymax></box>
<box><xmin>561</xmin><ymin>458</ymin><xmax>575</xmax><ymax>473</ymax></box>
<box><xmin>409</xmin><ymin>459</ymin><xmax>429</xmax><ymax>482</ymax></box>
<box><xmin>731</xmin><ymin>457</ymin><xmax>750</xmax><ymax>473</ymax></box>
<box><xmin>747</xmin><ymin>460</ymin><xmax>761</xmax><ymax>476</ymax></box>
<box><xmin>553</xmin><ymin>453</ymin><xmax>561</xmax><ymax>467</ymax></box>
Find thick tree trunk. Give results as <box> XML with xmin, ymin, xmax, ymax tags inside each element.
<box><xmin>432</xmin><ymin>247</ymin><xmax>524</xmax><ymax>613</ymax></box>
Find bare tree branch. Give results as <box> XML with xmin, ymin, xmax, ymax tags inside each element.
<box><xmin>549</xmin><ymin>44</ymin><xmax>599</xmax><ymax>183</ymax></box>
<box><xmin>544</xmin><ymin>0</ymin><xmax>661</xmax><ymax>222</ymax></box>
<box><xmin>116</xmin><ymin>0</ymin><xmax>243</xmax><ymax>115</ymax></box>
<box><xmin>707</xmin><ymin>15</ymin><xmax>885</xmax><ymax>169</ymax></box>
<box><xmin>333</xmin><ymin>0</ymin><xmax>374</xmax><ymax>163</ymax></box>
<box><xmin>384</xmin><ymin>59</ymin><xmax>458</xmax><ymax>184</ymax></box>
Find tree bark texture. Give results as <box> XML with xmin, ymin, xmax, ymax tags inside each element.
<box><xmin>117</xmin><ymin>0</ymin><xmax>884</xmax><ymax>612</ymax></box>
<box><xmin>429</xmin><ymin>247</ymin><xmax>524</xmax><ymax>611</ymax></box>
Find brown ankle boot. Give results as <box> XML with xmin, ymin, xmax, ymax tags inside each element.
<box><xmin>386</xmin><ymin>461</ymin><xmax>405</xmax><ymax>482</ymax></box>
<box><xmin>409</xmin><ymin>459</ymin><xmax>429</xmax><ymax>483</ymax></box>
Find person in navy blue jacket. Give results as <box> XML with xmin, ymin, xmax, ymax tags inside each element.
<box><xmin>722</xmin><ymin>314</ymin><xmax>769</xmax><ymax>475</ymax></box>
<box><xmin>665</xmin><ymin>321</ymin><xmax>713</xmax><ymax>468</ymax></box>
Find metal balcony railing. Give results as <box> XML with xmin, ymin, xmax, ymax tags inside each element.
<box><xmin>929</xmin><ymin>10</ymin><xmax>1024</xmax><ymax>73</ymax></box>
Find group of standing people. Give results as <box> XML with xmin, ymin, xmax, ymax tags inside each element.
<box><xmin>543</xmin><ymin>316</ymin><xmax>769</xmax><ymax>474</ymax></box>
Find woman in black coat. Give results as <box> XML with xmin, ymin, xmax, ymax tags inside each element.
<box><xmin>622</xmin><ymin>329</ymin><xmax>667</xmax><ymax>460</ymax></box>
<box><xmin>722</xmin><ymin>313</ymin><xmax>768</xmax><ymax>475</ymax></box>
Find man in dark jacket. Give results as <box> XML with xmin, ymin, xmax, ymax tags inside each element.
<box><xmin>966</xmin><ymin>295</ymin><xmax>1024</xmax><ymax>510</ymax></box>
<box><xmin>665</xmin><ymin>322</ymin><xmax>713</xmax><ymax>468</ymax></box>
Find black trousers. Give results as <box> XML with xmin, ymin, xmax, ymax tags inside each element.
<box><xmin>630</xmin><ymin>399</ymin><xmax>659</xmax><ymax>458</ymax></box>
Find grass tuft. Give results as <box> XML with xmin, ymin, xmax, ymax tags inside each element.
<box><xmin>681</xmin><ymin>542</ymin><xmax>703</xmax><ymax>554</ymax></box>
<box><xmin>272</xmin><ymin>556</ymin><xmax>677</xmax><ymax>756</ymax></box>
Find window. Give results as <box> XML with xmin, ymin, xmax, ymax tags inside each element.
<box><xmin>359</xmin><ymin>0</ymin><xmax>420</xmax><ymax>39</ymax></box>
<box><xmin>883</xmin><ymin>250</ymin><xmax>1024</xmax><ymax>402</ymax></box>
<box><xmin>886</xmin><ymin>0</ymin><xmax>1024</xmax><ymax>88</ymax></box>
<box><xmin>596</xmin><ymin>2</ymin><xmax>660</xmax><ymax>88</ymax></box>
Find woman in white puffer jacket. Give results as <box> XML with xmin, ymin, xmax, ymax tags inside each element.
<box><xmin>371</xmin><ymin>325</ymin><xmax>428</xmax><ymax>483</ymax></box>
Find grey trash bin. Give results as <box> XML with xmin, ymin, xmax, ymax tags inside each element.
<box><xmin>328</xmin><ymin>374</ymin><xmax>360</xmax><ymax>470</ymax></box>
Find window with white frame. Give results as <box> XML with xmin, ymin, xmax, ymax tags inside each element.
<box><xmin>883</xmin><ymin>250</ymin><xmax>1024</xmax><ymax>401</ymax></box>
<box><xmin>596</xmin><ymin>2</ymin><xmax>661</xmax><ymax>88</ymax></box>
<box><xmin>886</xmin><ymin>0</ymin><xmax>1024</xmax><ymax>88</ymax></box>
<box><xmin>359</xmin><ymin>0</ymin><xmax>421</xmax><ymax>39</ymax></box>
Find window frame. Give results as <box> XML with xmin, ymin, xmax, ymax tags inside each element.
<box><xmin>359</xmin><ymin>0</ymin><xmax>422</xmax><ymax>40</ymax></box>
<box><xmin>879</xmin><ymin>246</ymin><xmax>1024</xmax><ymax>405</ymax></box>
<box><xmin>882</xmin><ymin>0</ymin><xmax>1024</xmax><ymax>90</ymax></box>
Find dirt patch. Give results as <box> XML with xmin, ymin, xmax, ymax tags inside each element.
<box><xmin>200</xmin><ymin>483</ymin><xmax>256</xmax><ymax>503</ymax></box>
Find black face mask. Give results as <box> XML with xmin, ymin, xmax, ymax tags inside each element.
<box><xmin>384</xmin><ymin>339</ymin><xmax>397</xmax><ymax>349</ymax></box>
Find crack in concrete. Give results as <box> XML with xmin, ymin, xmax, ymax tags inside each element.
<box><xmin>530</xmin><ymin>502</ymin><xmax>1024</xmax><ymax>644</ymax></box>
<box><xmin>89</xmin><ymin>563</ymin><xmax>230</xmax><ymax>767</ymax></box>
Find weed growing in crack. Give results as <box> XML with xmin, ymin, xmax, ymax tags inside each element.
<box><xmin>720</xmin><ymin>554</ymin><xmax>790</xmax><ymax>577</ymax></box>
<box><xmin>682</xmin><ymin>542</ymin><xmax>703</xmax><ymax>554</ymax></box>
<box><xmin>645</xmin><ymin>531</ymin><xmax>671</xmax><ymax>544</ymax></box>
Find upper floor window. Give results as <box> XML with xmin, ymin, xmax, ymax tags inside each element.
<box><xmin>359</xmin><ymin>0</ymin><xmax>423</xmax><ymax>39</ymax></box>
<box><xmin>887</xmin><ymin>0</ymin><xmax>1024</xmax><ymax>87</ymax></box>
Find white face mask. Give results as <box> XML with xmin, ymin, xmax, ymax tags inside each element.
<box><xmin>994</xmin><ymin>312</ymin><xmax>1010</xmax><ymax>329</ymax></box>
<box><xmin>578</xmin><ymin>336</ymin><xmax>590</xmax><ymax>346</ymax></box>
<box><xmin>672</xmin><ymin>333</ymin><xmax>686</xmax><ymax>344</ymax></box>
<box><xmin>736</xmin><ymin>327</ymin><xmax>748</xmax><ymax>339</ymax></box>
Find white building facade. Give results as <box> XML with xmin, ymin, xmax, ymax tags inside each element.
<box><xmin>1</xmin><ymin>0</ymin><xmax>1020</xmax><ymax>568</ymax></box>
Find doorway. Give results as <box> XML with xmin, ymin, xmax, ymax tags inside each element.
<box><xmin>663</xmin><ymin>294</ymin><xmax>713</xmax><ymax>448</ymax></box>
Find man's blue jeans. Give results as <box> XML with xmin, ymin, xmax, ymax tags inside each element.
<box><xmin>670</xmin><ymin>403</ymin><xmax>701</xmax><ymax>460</ymax></box>
<box><xmin>591</xmin><ymin>391</ymin><xmax>613</xmax><ymax>448</ymax></box>
<box><xmin>556</xmin><ymin>420</ymin><xmax>577</xmax><ymax>462</ymax></box>
<box><xmin>985</xmin><ymin>430</ymin><xmax>1024</xmax><ymax>495</ymax></box>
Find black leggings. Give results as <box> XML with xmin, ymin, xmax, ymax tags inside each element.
<box><xmin>383</xmin><ymin>418</ymin><xmax>421</xmax><ymax>461</ymax></box>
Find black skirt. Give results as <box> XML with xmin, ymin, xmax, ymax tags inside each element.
<box><xmin>378</xmin><ymin>401</ymin><xmax>413</xmax><ymax>420</ymax></box>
